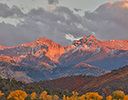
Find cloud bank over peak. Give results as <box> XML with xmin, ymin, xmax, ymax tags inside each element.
<box><xmin>83</xmin><ymin>1</ymin><xmax>128</xmax><ymax>41</ymax></box>
<box><xmin>0</xmin><ymin>3</ymin><xmax>90</xmax><ymax>47</ymax></box>
<box><xmin>0</xmin><ymin>1</ymin><xmax>128</xmax><ymax>47</ymax></box>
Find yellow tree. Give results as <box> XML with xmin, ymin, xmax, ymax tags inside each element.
<box><xmin>111</xmin><ymin>90</ymin><xmax>125</xmax><ymax>100</ymax></box>
<box><xmin>78</xmin><ymin>94</ymin><xmax>86</xmax><ymax>100</ymax></box>
<box><xmin>66</xmin><ymin>96</ymin><xmax>70</xmax><ymax>100</ymax></box>
<box><xmin>31</xmin><ymin>92</ymin><xmax>36</xmax><ymax>100</ymax></box>
<box><xmin>46</xmin><ymin>95</ymin><xmax>52</xmax><ymax>100</ymax></box>
<box><xmin>70</xmin><ymin>91</ymin><xmax>78</xmax><ymax>100</ymax></box>
<box><xmin>84</xmin><ymin>92</ymin><xmax>103</xmax><ymax>100</ymax></box>
<box><xmin>53</xmin><ymin>94</ymin><xmax>59</xmax><ymax>100</ymax></box>
<box><xmin>7</xmin><ymin>90</ymin><xmax>27</xmax><ymax>100</ymax></box>
<box><xmin>39</xmin><ymin>91</ymin><xmax>48</xmax><ymax>100</ymax></box>
<box><xmin>123</xmin><ymin>95</ymin><xmax>128</xmax><ymax>100</ymax></box>
<box><xmin>106</xmin><ymin>95</ymin><xmax>112</xmax><ymax>100</ymax></box>
<box><xmin>0</xmin><ymin>91</ymin><xmax>4</xmax><ymax>98</ymax></box>
<box><xmin>66</xmin><ymin>91</ymin><xmax>79</xmax><ymax>100</ymax></box>
<box><xmin>63</xmin><ymin>95</ymin><xmax>66</xmax><ymax>100</ymax></box>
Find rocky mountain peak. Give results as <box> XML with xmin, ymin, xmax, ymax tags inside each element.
<box><xmin>123</xmin><ymin>39</ymin><xmax>128</xmax><ymax>43</ymax></box>
<box><xmin>37</xmin><ymin>37</ymin><xmax>51</xmax><ymax>43</ymax></box>
<box><xmin>72</xmin><ymin>35</ymin><xmax>128</xmax><ymax>51</ymax></box>
<box><xmin>73</xmin><ymin>35</ymin><xmax>101</xmax><ymax>47</ymax></box>
<box><xmin>0</xmin><ymin>45</ymin><xmax>5</xmax><ymax>50</ymax></box>
<box><xmin>101</xmin><ymin>39</ymin><xmax>128</xmax><ymax>51</ymax></box>
<box><xmin>35</xmin><ymin>37</ymin><xmax>57</xmax><ymax>47</ymax></box>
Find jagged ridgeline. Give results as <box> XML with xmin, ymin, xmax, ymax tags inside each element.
<box><xmin>0</xmin><ymin>35</ymin><xmax>127</xmax><ymax>82</ymax></box>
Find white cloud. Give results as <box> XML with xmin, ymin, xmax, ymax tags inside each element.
<box><xmin>65</xmin><ymin>34</ymin><xmax>83</xmax><ymax>41</ymax></box>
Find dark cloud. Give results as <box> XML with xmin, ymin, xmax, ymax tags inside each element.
<box><xmin>0</xmin><ymin>1</ymin><xmax>128</xmax><ymax>47</ymax></box>
<box><xmin>48</xmin><ymin>0</ymin><xmax>59</xmax><ymax>5</ymax></box>
<box><xmin>74</xmin><ymin>8</ymin><xmax>82</xmax><ymax>12</ymax></box>
<box><xmin>83</xmin><ymin>1</ymin><xmax>128</xmax><ymax>40</ymax></box>
<box><xmin>23</xmin><ymin>7</ymin><xmax>90</xmax><ymax>45</ymax></box>
<box><xmin>0</xmin><ymin>3</ymin><xmax>24</xmax><ymax>18</ymax></box>
<box><xmin>0</xmin><ymin>5</ymin><xmax>90</xmax><ymax>47</ymax></box>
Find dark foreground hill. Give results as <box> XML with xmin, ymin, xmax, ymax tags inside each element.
<box><xmin>33</xmin><ymin>65</ymin><xmax>128</xmax><ymax>97</ymax></box>
<box><xmin>0</xmin><ymin>77</ymin><xmax>71</xmax><ymax>100</ymax></box>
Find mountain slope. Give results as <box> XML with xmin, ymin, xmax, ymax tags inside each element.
<box><xmin>59</xmin><ymin>35</ymin><xmax>128</xmax><ymax>70</ymax></box>
<box><xmin>0</xmin><ymin>37</ymin><xmax>71</xmax><ymax>65</ymax></box>
<box><xmin>41</xmin><ymin>63</ymin><xmax>109</xmax><ymax>79</ymax></box>
<box><xmin>34</xmin><ymin>65</ymin><xmax>128</xmax><ymax>97</ymax></box>
<box><xmin>0</xmin><ymin>56</ymin><xmax>50</xmax><ymax>82</ymax></box>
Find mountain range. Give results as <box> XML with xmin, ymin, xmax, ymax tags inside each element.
<box><xmin>0</xmin><ymin>35</ymin><xmax>127</xmax><ymax>82</ymax></box>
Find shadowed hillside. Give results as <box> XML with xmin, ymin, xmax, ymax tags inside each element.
<box><xmin>33</xmin><ymin>65</ymin><xmax>128</xmax><ymax>97</ymax></box>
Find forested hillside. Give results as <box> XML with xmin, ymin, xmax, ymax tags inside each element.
<box><xmin>34</xmin><ymin>65</ymin><xmax>128</xmax><ymax>97</ymax></box>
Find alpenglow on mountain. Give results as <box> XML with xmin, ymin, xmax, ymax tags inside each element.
<box><xmin>0</xmin><ymin>35</ymin><xmax>127</xmax><ymax>82</ymax></box>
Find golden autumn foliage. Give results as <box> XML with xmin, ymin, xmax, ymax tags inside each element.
<box><xmin>39</xmin><ymin>91</ymin><xmax>49</xmax><ymax>100</ymax></box>
<box><xmin>31</xmin><ymin>92</ymin><xmax>36</xmax><ymax>100</ymax></box>
<box><xmin>63</xmin><ymin>95</ymin><xmax>66</xmax><ymax>100</ymax></box>
<box><xmin>106</xmin><ymin>95</ymin><xmax>112</xmax><ymax>100</ymax></box>
<box><xmin>69</xmin><ymin>91</ymin><xmax>79</xmax><ymax>100</ymax></box>
<box><xmin>53</xmin><ymin>94</ymin><xmax>59</xmax><ymax>100</ymax></box>
<box><xmin>7</xmin><ymin>90</ymin><xmax>27</xmax><ymax>100</ymax></box>
<box><xmin>84</xmin><ymin>92</ymin><xmax>103</xmax><ymax>100</ymax></box>
<box><xmin>0</xmin><ymin>91</ymin><xmax>4</xmax><ymax>97</ymax></box>
<box><xmin>62</xmin><ymin>91</ymin><xmax>103</xmax><ymax>100</ymax></box>
<box><xmin>46</xmin><ymin>95</ymin><xmax>52</xmax><ymax>100</ymax></box>
<box><xmin>106</xmin><ymin>90</ymin><xmax>126</xmax><ymax>100</ymax></box>
<box><xmin>123</xmin><ymin>95</ymin><xmax>128</xmax><ymax>100</ymax></box>
<box><xmin>5</xmin><ymin>89</ymin><xmax>128</xmax><ymax>100</ymax></box>
<box><xmin>106</xmin><ymin>90</ymin><xmax>125</xmax><ymax>100</ymax></box>
<box><xmin>111</xmin><ymin>90</ymin><xmax>125</xmax><ymax>99</ymax></box>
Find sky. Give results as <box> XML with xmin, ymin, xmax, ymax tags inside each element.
<box><xmin>0</xmin><ymin>0</ymin><xmax>128</xmax><ymax>47</ymax></box>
